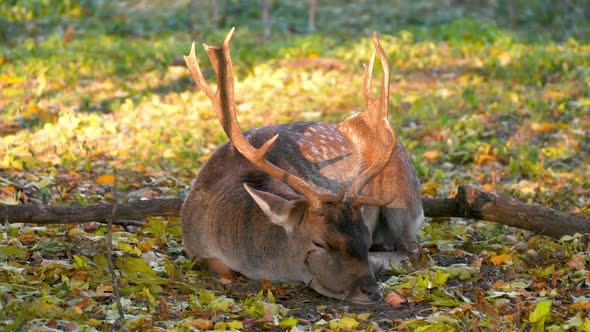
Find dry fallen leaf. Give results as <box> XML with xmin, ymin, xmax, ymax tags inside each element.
<box><xmin>259</xmin><ymin>278</ymin><xmax>274</xmax><ymax>289</ymax></box>
<box><xmin>567</xmin><ymin>253</ymin><xmax>587</xmax><ymax>270</ymax></box>
<box><xmin>385</xmin><ymin>292</ymin><xmax>406</xmax><ymax>308</ymax></box>
<box><xmin>490</xmin><ymin>254</ymin><xmax>512</xmax><ymax>265</ymax></box>
<box><xmin>422</xmin><ymin>150</ymin><xmax>441</xmax><ymax>160</ymax></box>
<box><xmin>63</xmin><ymin>26</ymin><xmax>75</xmax><ymax>45</ymax></box>
<box><xmin>530</xmin><ymin>122</ymin><xmax>556</xmax><ymax>132</ymax></box>
<box><xmin>183</xmin><ymin>318</ymin><xmax>212</xmax><ymax>330</ymax></box>
<box><xmin>95</xmin><ymin>174</ymin><xmax>115</xmax><ymax>184</ymax></box>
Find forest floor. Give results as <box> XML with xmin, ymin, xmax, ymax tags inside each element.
<box><xmin>1</xmin><ymin>1</ymin><xmax>589</xmax><ymax>330</ymax></box>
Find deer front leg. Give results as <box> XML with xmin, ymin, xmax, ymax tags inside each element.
<box><xmin>367</xmin><ymin>206</ymin><xmax>425</xmax><ymax>273</ymax></box>
<box><xmin>380</xmin><ymin>206</ymin><xmax>423</xmax><ymax>255</ymax></box>
<box><xmin>361</xmin><ymin>206</ymin><xmax>380</xmax><ymax>237</ymax></box>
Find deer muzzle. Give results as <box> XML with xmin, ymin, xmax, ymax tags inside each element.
<box><xmin>347</xmin><ymin>274</ymin><xmax>382</xmax><ymax>304</ymax></box>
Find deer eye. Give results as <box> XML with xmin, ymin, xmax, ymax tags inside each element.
<box><xmin>312</xmin><ymin>241</ymin><xmax>327</xmax><ymax>250</ymax></box>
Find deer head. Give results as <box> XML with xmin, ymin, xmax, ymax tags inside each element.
<box><xmin>182</xmin><ymin>28</ymin><xmax>399</xmax><ymax>303</ymax></box>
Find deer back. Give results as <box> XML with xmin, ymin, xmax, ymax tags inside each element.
<box><xmin>181</xmin><ymin>124</ymin><xmax>382</xmax><ymax>303</ymax></box>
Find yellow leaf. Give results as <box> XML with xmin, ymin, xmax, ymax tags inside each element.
<box><xmin>96</xmin><ymin>284</ymin><xmax>113</xmax><ymax>293</ymax></box>
<box><xmin>0</xmin><ymin>75</ymin><xmax>24</xmax><ymax>85</ymax></box>
<box><xmin>474</xmin><ymin>154</ymin><xmax>496</xmax><ymax>165</ymax></box>
<box><xmin>531</xmin><ymin>122</ymin><xmax>555</xmax><ymax>132</ymax></box>
<box><xmin>95</xmin><ymin>174</ymin><xmax>115</xmax><ymax>184</ymax></box>
<box><xmin>490</xmin><ymin>254</ymin><xmax>512</xmax><ymax>265</ymax></box>
<box><xmin>183</xmin><ymin>318</ymin><xmax>211</xmax><ymax>330</ymax></box>
<box><xmin>573</xmin><ymin>143</ymin><xmax>580</xmax><ymax>153</ymax></box>
<box><xmin>529</xmin><ymin>300</ymin><xmax>552</xmax><ymax>323</ymax></box>
<box><xmin>88</xmin><ymin>318</ymin><xmax>101</xmax><ymax>326</ymax></box>
<box><xmin>422</xmin><ymin>150</ymin><xmax>441</xmax><ymax>160</ymax></box>
<box><xmin>329</xmin><ymin>317</ymin><xmax>359</xmax><ymax>330</ymax></box>
<box><xmin>402</xmin><ymin>94</ymin><xmax>419</xmax><ymax>104</ymax></box>
<box><xmin>357</xmin><ymin>313</ymin><xmax>372</xmax><ymax>320</ymax></box>
<box><xmin>490</xmin><ymin>48</ymin><xmax>505</xmax><ymax>56</ymax></box>
<box><xmin>28</xmin><ymin>104</ymin><xmax>42</xmax><ymax>114</ymax></box>
<box><xmin>226</xmin><ymin>321</ymin><xmax>243</xmax><ymax>329</ymax></box>
<box><xmin>569</xmin><ymin>302</ymin><xmax>590</xmax><ymax>310</ymax></box>
<box><xmin>0</xmin><ymin>187</ymin><xmax>18</xmax><ymax>205</ymax></box>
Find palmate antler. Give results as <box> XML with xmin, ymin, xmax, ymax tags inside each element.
<box><xmin>338</xmin><ymin>32</ymin><xmax>397</xmax><ymax>200</ymax></box>
<box><xmin>362</xmin><ymin>32</ymin><xmax>394</xmax><ymax>147</ymax></box>
<box><xmin>184</xmin><ymin>28</ymin><xmax>394</xmax><ymax>209</ymax></box>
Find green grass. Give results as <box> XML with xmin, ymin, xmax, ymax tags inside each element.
<box><xmin>1</xmin><ymin>0</ymin><xmax>590</xmax><ymax>330</ymax></box>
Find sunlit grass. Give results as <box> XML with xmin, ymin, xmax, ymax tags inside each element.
<box><xmin>2</xmin><ymin>21</ymin><xmax>589</xmax><ymax>212</ymax></box>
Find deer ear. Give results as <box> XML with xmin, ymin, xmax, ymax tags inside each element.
<box><xmin>243</xmin><ymin>183</ymin><xmax>298</xmax><ymax>233</ymax></box>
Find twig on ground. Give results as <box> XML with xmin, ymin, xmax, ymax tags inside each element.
<box><xmin>106</xmin><ymin>171</ymin><xmax>124</xmax><ymax>329</ymax></box>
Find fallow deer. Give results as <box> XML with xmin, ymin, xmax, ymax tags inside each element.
<box><xmin>181</xmin><ymin>28</ymin><xmax>423</xmax><ymax>303</ymax></box>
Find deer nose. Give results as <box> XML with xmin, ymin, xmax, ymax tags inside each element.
<box><xmin>358</xmin><ymin>275</ymin><xmax>382</xmax><ymax>302</ymax></box>
<box><xmin>360</xmin><ymin>284</ymin><xmax>382</xmax><ymax>302</ymax></box>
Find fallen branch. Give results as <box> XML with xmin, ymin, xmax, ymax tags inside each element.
<box><xmin>422</xmin><ymin>185</ymin><xmax>590</xmax><ymax>238</ymax></box>
<box><xmin>1</xmin><ymin>186</ymin><xmax>588</xmax><ymax>238</ymax></box>
<box><xmin>0</xmin><ymin>199</ymin><xmax>182</xmax><ymax>225</ymax></box>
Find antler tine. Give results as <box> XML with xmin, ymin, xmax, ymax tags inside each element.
<box><xmin>362</xmin><ymin>48</ymin><xmax>376</xmax><ymax>108</ymax></box>
<box><xmin>346</xmin><ymin>126</ymin><xmax>396</xmax><ymax>206</ymax></box>
<box><xmin>184</xmin><ymin>42</ymin><xmax>216</xmax><ymax>101</ymax></box>
<box><xmin>202</xmin><ymin>27</ymin><xmax>238</xmax><ymax>136</ymax></box>
<box><xmin>372</xmin><ymin>32</ymin><xmax>390</xmax><ymax>120</ymax></box>
<box><xmin>358</xmin><ymin>32</ymin><xmax>394</xmax><ymax>147</ymax></box>
<box><xmin>185</xmin><ymin>28</ymin><xmax>341</xmax><ymax>211</ymax></box>
<box><xmin>343</xmin><ymin>32</ymin><xmax>396</xmax><ymax>206</ymax></box>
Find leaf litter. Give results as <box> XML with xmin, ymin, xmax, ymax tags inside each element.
<box><xmin>1</xmin><ymin>0</ymin><xmax>590</xmax><ymax>330</ymax></box>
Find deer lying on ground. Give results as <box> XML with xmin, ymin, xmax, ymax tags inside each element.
<box><xmin>181</xmin><ymin>28</ymin><xmax>423</xmax><ymax>304</ymax></box>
